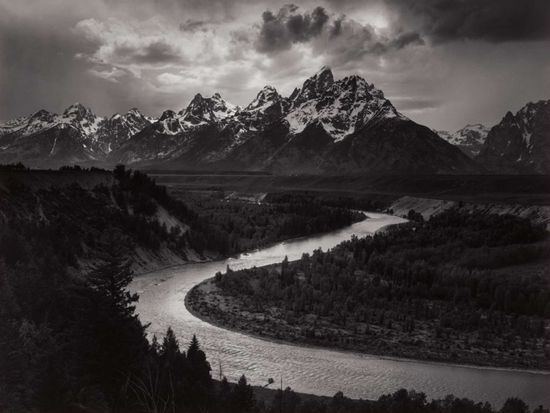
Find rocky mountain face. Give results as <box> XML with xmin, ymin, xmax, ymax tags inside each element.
<box><xmin>0</xmin><ymin>104</ymin><xmax>152</xmax><ymax>167</ymax></box>
<box><xmin>436</xmin><ymin>124</ymin><xmax>489</xmax><ymax>158</ymax></box>
<box><xmin>477</xmin><ymin>100</ymin><xmax>550</xmax><ymax>174</ymax></box>
<box><xmin>96</xmin><ymin>108</ymin><xmax>151</xmax><ymax>152</ymax></box>
<box><xmin>108</xmin><ymin>67</ymin><xmax>479</xmax><ymax>174</ymax></box>
<box><xmin>1</xmin><ymin>67</ymin><xmax>485</xmax><ymax>173</ymax></box>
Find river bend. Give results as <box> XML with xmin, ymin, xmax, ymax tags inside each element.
<box><xmin>130</xmin><ymin>213</ymin><xmax>550</xmax><ymax>408</ymax></box>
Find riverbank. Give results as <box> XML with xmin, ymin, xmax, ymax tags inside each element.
<box><xmin>389</xmin><ymin>196</ymin><xmax>550</xmax><ymax>230</ymax></box>
<box><xmin>185</xmin><ymin>210</ymin><xmax>550</xmax><ymax>372</ymax></box>
<box><xmin>134</xmin><ymin>211</ymin><xmax>549</xmax><ymax>407</ymax></box>
<box><xmin>186</xmin><ymin>275</ymin><xmax>549</xmax><ymax>372</ymax></box>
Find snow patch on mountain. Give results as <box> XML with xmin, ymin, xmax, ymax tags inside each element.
<box><xmin>179</xmin><ymin>93</ymin><xmax>239</xmax><ymax>125</ymax></box>
<box><xmin>285</xmin><ymin>68</ymin><xmax>403</xmax><ymax>142</ymax></box>
<box><xmin>245</xmin><ymin>86</ymin><xmax>281</xmax><ymax>113</ymax></box>
<box><xmin>437</xmin><ymin>124</ymin><xmax>489</xmax><ymax>157</ymax></box>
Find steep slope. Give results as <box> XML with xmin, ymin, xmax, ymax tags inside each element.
<box><xmin>252</xmin><ymin>67</ymin><xmax>479</xmax><ymax>174</ymax></box>
<box><xmin>477</xmin><ymin>100</ymin><xmax>550</xmax><ymax>173</ymax></box>
<box><xmin>437</xmin><ymin>124</ymin><xmax>489</xmax><ymax>158</ymax></box>
<box><xmin>0</xmin><ymin>167</ymin><xmax>234</xmax><ymax>273</ymax></box>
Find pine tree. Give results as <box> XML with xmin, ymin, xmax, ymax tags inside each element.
<box><xmin>82</xmin><ymin>237</ymin><xmax>148</xmax><ymax>405</ymax></box>
<box><xmin>161</xmin><ymin>327</ymin><xmax>181</xmax><ymax>361</ymax></box>
<box><xmin>88</xmin><ymin>246</ymin><xmax>138</xmax><ymax>318</ymax></box>
<box><xmin>188</xmin><ymin>334</ymin><xmax>200</xmax><ymax>358</ymax></box>
<box><xmin>186</xmin><ymin>335</ymin><xmax>211</xmax><ymax>385</ymax></box>
<box><xmin>231</xmin><ymin>375</ymin><xmax>255</xmax><ymax>413</ymax></box>
<box><xmin>218</xmin><ymin>376</ymin><xmax>231</xmax><ymax>409</ymax></box>
<box><xmin>150</xmin><ymin>334</ymin><xmax>160</xmax><ymax>356</ymax></box>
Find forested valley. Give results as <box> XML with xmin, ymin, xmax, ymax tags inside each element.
<box><xmin>194</xmin><ymin>210</ymin><xmax>550</xmax><ymax>369</ymax></box>
<box><xmin>0</xmin><ymin>164</ymin><xmax>547</xmax><ymax>411</ymax></box>
<box><xmin>165</xmin><ymin>189</ymin><xmax>368</xmax><ymax>253</ymax></box>
<box><xmin>0</xmin><ymin>165</ymin><xmax>361</xmax><ymax>412</ymax></box>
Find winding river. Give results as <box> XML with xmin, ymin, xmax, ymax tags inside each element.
<box><xmin>130</xmin><ymin>212</ymin><xmax>550</xmax><ymax>408</ymax></box>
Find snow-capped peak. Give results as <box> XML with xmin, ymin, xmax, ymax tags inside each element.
<box><xmin>513</xmin><ymin>100</ymin><xmax>549</xmax><ymax>147</ymax></box>
<box><xmin>60</xmin><ymin>103</ymin><xmax>103</xmax><ymax>138</ymax></box>
<box><xmin>180</xmin><ymin>93</ymin><xmax>239</xmax><ymax>124</ymax></box>
<box><xmin>316</xmin><ymin>65</ymin><xmax>332</xmax><ymax>75</ymax></box>
<box><xmin>126</xmin><ymin>107</ymin><xmax>143</xmax><ymax>116</ymax></box>
<box><xmin>245</xmin><ymin>85</ymin><xmax>282</xmax><ymax>112</ymax></box>
<box><xmin>285</xmin><ymin>69</ymin><xmax>401</xmax><ymax>141</ymax></box>
<box><xmin>436</xmin><ymin>123</ymin><xmax>489</xmax><ymax>157</ymax></box>
<box><xmin>291</xmin><ymin>66</ymin><xmax>335</xmax><ymax>107</ymax></box>
<box><xmin>210</xmin><ymin>93</ymin><xmax>239</xmax><ymax>118</ymax></box>
<box><xmin>451</xmin><ymin>124</ymin><xmax>489</xmax><ymax>145</ymax></box>
<box><xmin>63</xmin><ymin>102</ymin><xmax>95</xmax><ymax>119</ymax></box>
<box><xmin>160</xmin><ymin>110</ymin><xmax>176</xmax><ymax>121</ymax></box>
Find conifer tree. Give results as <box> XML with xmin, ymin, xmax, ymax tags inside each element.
<box><xmin>231</xmin><ymin>375</ymin><xmax>255</xmax><ymax>413</ymax></box>
<box><xmin>88</xmin><ymin>240</ymin><xmax>138</xmax><ymax>318</ymax></box>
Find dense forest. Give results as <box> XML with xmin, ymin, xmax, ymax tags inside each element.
<box><xmin>196</xmin><ymin>209</ymin><xmax>550</xmax><ymax>369</ymax></box>
<box><xmin>167</xmin><ymin>189</ymin><xmax>367</xmax><ymax>253</ymax></box>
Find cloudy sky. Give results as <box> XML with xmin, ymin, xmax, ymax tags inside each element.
<box><xmin>0</xmin><ymin>0</ymin><xmax>549</xmax><ymax>130</ymax></box>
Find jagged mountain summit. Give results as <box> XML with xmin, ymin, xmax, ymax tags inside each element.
<box><xmin>179</xmin><ymin>93</ymin><xmax>240</xmax><ymax>124</ymax></box>
<box><xmin>436</xmin><ymin>124</ymin><xmax>489</xmax><ymax>158</ymax></box>
<box><xmin>0</xmin><ymin>104</ymin><xmax>152</xmax><ymax>166</ymax></box>
<box><xmin>1</xmin><ymin>67</ymin><xmax>482</xmax><ymax>174</ymax></box>
<box><xmin>477</xmin><ymin>100</ymin><xmax>550</xmax><ymax>174</ymax></box>
<box><xmin>285</xmin><ymin>66</ymin><xmax>404</xmax><ymax>142</ymax></box>
<box><xmin>97</xmin><ymin>108</ymin><xmax>151</xmax><ymax>152</ymax></box>
<box><xmin>109</xmin><ymin>67</ymin><xmax>478</xmax><ymax>174</ymax></box>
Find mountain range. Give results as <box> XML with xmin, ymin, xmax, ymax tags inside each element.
<box><xmin>0</xmin><ymin>67</ymin><xmax>548</xmax><ymax>174</ymax></box>
<box><xmin>0</xmin><ymin>105</ymin><xmax>151</xmax><ymax>166</ymax></box>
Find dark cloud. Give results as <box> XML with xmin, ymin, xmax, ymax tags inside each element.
<box><xmin>255</xmin><ymin>4</ymin><xmax>425</xmax><ymax>58</ymax></box>
<box><xmin>420</xmin><ymin>0</ymin><xmax>550</xmax><ymax>42</ymax></box>
<box><xmin>327</xmin><ymin>0</ymin><xmax>550</xmax><ymax>43</ymax></box>
<box><xmin>256</xmin><ymin>5</ymin><xmax>330</xmax><ymax>53</ymax></box>
<box><xmin>114</xmin><ymin>40</ymin><xmax>183</xmax><ymax>64</ymax></box>
<box><xmin>400</xmin><ymin>0</ymin><xmax>550</xmax><ymax>43</ymax></box>
<box><xmin>329</xmin><ymin>16</ymin><xmax>343</xmax><ymax>38</ymax></box>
